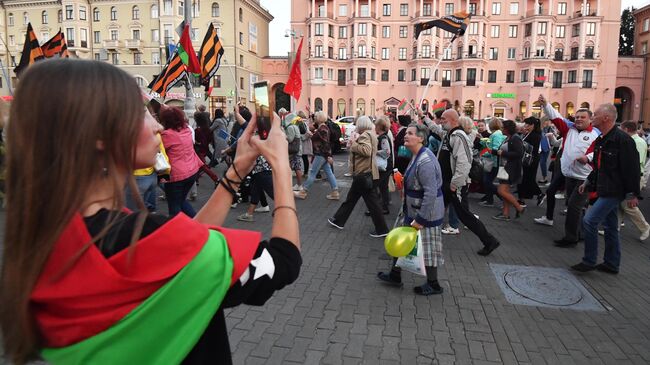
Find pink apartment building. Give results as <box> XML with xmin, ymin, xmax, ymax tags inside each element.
<box><xmin>289</xmin><ymin>0</ymin><xmax>620</xmax><ymax>120</ymax></box>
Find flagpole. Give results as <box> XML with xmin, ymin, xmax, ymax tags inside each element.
<box><xmin>419</xmin><ymin>33</ymin><xmax>459</xmax><ymax>109</ymax></box>
<box><xmin>183</xmin><ymin>1</ymin><xmax>195</xmax><ymax>128</ymax></box>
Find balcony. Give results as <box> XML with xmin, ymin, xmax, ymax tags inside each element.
<box><xmin>442</xmin><ymin>80</ymin><xmax>451</xmax><ymax>87</ymax></box>
<box><xmin>414</xmin><ymin>10</ymin><xmax>439</xmax><ymax>17</ymax></box>
<box><xmin>352</xmin><ymin>11</ymin><xmax>377</xmax><ymax>18</ymax></box>
<box><xmin>125</xmin><ymin>39</ymin><xmax>142</xmax><ymax>49</ymax></box>
<box><xmin>420</xmin><ymin>78</ymin><xmax>429</xmax><ymax>86</ymax></box>
<box><xmin>582</xmin><ymin>81</ymin><xmax>593</xmax><ymax>88</ymax></box>
<box><xmin>554</xmin><ymin>52</ymin><xmax>564</xmax><ymax>61</ymax></box>
<box><xmin>525</xmin><ymin>7</ymin><xmax>549</xmax><ymax>17</ymax></box>
<box><xmin>310</xmin><ymin>11</ymin><xmax>334</xmax><ymax>18</ymax></box>
<box><xmin>466</xmin><ymin>79</ymin><xmax>476</xmax><ymax>86</ymax></box>
<box><xmin>103</xmin><ymin>40</ymin><xmax>120</xmax><ymax>50</ymax></box>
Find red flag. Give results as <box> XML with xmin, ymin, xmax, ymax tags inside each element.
<box><xmin>284</xmin><ymin>38</ymin><xmax>304</xmax><ymax>101</ymax></box>
<box><xmin>179</xmin><ymin>24</ymin><xmax>201</xmax><ymax>74</ymax></box>
<box><xmin>534</xmin><ymin>75</ymin><xmax>547</xmax><ymax>82</ymax></box>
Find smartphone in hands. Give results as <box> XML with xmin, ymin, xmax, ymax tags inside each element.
<box><xmin>253</xmin><ymin>81</ymin><xmax>271</xmax><ymax>140</ymax></box>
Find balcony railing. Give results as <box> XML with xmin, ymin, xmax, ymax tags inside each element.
<box><xmin>414</xmin><ymin>10</ymin><xmax>439</xmax><ymax>17</ymax></box>
<box><xmin>442</xmin><ymin>80</ymin><xmax>451</xmax><ymax>87</ymax></box>
<box><xmin>466</xmin><ymin>79</ymin><xmax>476</xmax><ymax>86</ymax></box>
<box><xmin>525</xmin><ymin>8</ymin><xmax>547</xmax><ymax>17</ymax></box>
<box><xmin>125</xmin><ymin>39</ymin><xmax>142</xmax><ymax>49</ymax></box>
<box><xmin>582</xmin><ymin>81</ymin><xmax>593</xmax><ymax>88</ymax></box>
<box><xmin>310</xmin><ymin>11</ymin><xmax>334</xmax><ymax>18</ymax></box>
<box><xmin>103</xmin><ymin>40</ymin><xmax>120</xmax><ymax>49</ymax></box>
<box><xmin>352</xmin><ymin>11</ymin><xmax>377</xmax><ymax>18</ymax></box>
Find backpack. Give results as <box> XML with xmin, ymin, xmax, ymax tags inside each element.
<box><xmin>296</xmin><ymin>120</ymin><xmax>307</xmax><ymax>134</ymax></box>
<box><xmin>286</xmin><ymin>124</ymin><xmax>301</xmax><ymax>155</ymax></box>
<box><xmin>522</xmin><ymin>134</ymin><xmax>534</xmax><ymax>166</ymax></box>
<box><xmin>326</xmin><ymin>120</ymin><xmax>341</xmax><ymax>147</ymax></box>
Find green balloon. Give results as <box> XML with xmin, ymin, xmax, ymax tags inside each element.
<box><xmin>384</xmin><ymin>227</ymin><xmax>418</xmax><ymax>257</ymax></box>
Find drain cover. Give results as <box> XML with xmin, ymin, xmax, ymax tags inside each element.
<box><xmin>490</xmin><ymin>264</ymin><xmax>606</xmax><ymax>311</ymax></box>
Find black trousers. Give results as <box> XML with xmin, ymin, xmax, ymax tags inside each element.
<box><xmin>333</xmin><ymin>176</ymin><xmax>388</xmax><ymax>233</ymax></box>
<box><xmin>544</xmin><ymin>171</ymin><xmax>566</xmax><ymax>220</ymax></box>
<box><xmin>563</xmin><ymin>177</ymin><xmax>589</xmax><ymax>242</ymax></box>
<box><xmin>378</xmin><ymin>170</ymin><xmax>392</xmax><ymax>211</ymax></box>
<box><xmin>443</xmin><ymin>183</ymin><xmax>499</xmax><ymax>249</ymax></box>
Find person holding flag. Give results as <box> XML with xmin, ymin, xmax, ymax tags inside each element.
<box><xmin>0</xmin><ymin>59</ymin><xmax>302</xmax><ymax>364</ymax></box>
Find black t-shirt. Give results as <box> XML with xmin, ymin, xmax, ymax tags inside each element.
<box><xmin>84</xmin><ymin>209</ymin><xmax>302</xmax><ymax>364</ymax></box>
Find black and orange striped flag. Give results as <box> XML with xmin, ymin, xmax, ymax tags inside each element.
<box><xmin>197</xmin><ymin>23</ymin><xmax>224</xmax><ymax>89</ymax></box>
<box><xmin>414</xmin><ymin>11</ymin><xmax>471</xmax><ymax>39</ymax></box>
<box><xmin>14</xmin><ymin>23</ymin><xmax>44</xmax><ymax>76</ymax></box>
<box><xmin>42</xmin><ymin>30</ymin><xmax>70</xmax><ymax>58</ymax></box>
<box><xmin>148</xmin><ymin>53</ymin><xmax>187</xmax><ymax>98</ymax></box>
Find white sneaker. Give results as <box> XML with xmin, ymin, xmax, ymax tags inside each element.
<box><xmin>292</xmin><ymin>184</ymin><xmax>303</xmax><ymax>191</ymax></box>
<box><xmin>474</xmin><ymin>214</ymin><xmax>480</xmax><ymax>220</ymax></box>
<box><xmin>254</xmin><ymin>205</ymin><xmax>270</xmax><ymax>213</ymax></box>
<box><xmin>640</xmin><ymin>227</ymin><xmax>650</xmax><ymax>241</ymax></box>
<box><xmin>442</xmin><ymin>227</ymin><xmax>460</xmax><ymax>235</ymax></box>
<box><xmin>555</xmin><ymin>193</ymin><xmax>565</xmax><ymax>200</ymax></box>
<box><xmin>230</xmin><ymin>203</ymin><xmax>238</xmax><ymax>209</ymax></box>
<box><xmin>598</xmin><ymin>230</ymin><xmax>604</xmax><ymax>236</ymax></box>
<box><xmin>534</xmin><ymin>216</ymin><xmax>554</xmax><ymax>226</ymax></box>
<box><xmin>344</xmin><ymin>173</ymin><xmax>352</xmax><ymax>177</ymax></box>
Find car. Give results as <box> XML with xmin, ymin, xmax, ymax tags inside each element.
<box><xmin>335</xmin><ymin>116</ymin><xmax>356</xmax><ymax>149</ymax></box>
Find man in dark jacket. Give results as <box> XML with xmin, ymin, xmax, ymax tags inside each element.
<box><xmin>572</xmin><ymin>103</ymin><xmax>640</xmax><ymax>274</ymax></box>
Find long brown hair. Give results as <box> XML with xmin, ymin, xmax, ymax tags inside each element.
<box><xmin>0</xmin><ymin>59</ymin><xmax>144</xmax><ymax>363</ymax></box>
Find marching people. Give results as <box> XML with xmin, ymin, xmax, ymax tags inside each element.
<box><xmin>572</xmin><ymin>104</ymin><xmax>640</xmax><ymax>274</ymax></box>
<box><xmin>328</xmin><ymin>116</ymin><xmax>389</xmax><ymax>237</ymax></box>
<box><xmin>538</xmin><ymin>118</ymin><xmax>554</xmax><ymax>185</ymax></box>
<box><xmin>534</xmin><ymin>124</ymin><xmax>566</xmax><ymax>226</ymax></box>
<box><xmin>283</xmin><ymin>113</ymin><xmax>305</xmax><ymax>191</ymax></box>
<box><xmin>517</xmin><ymin>117</ymin><xmax>543</xmax><ymax>207</ymax></box>
<box><xmin>374</xmin><ymin>115</ymin><xmax>394</xmax><ymax>215</ymax></box>
<box><xmin>237</xmin><ymin>156</ymin><xmax>274</xmax><ymax>222</ymax></box>
<box><xmin>0</xmin><ymin>59</ymin><xmax>301</xmax><ymax>364</ymax></box>
<box><xmin>377</xmin><ymin>123</ymin><xmax>445</xmax><ymax>295</ymax></box>
<box><xmin>492</xmin><ymin>120</ymin><xmax>525</xmax><ymax>221</ymax></box>
<box><xmin>539</xmin><ymin>95</ymin><xmax>600</xmax><ymax>248</ymax></box>
<box><xmin>478</xmin><ymin>118</ymin><xmax>507</xmax><ymax>207</ymax></box>
<box><xmin>209</xmin><ymin>108</ymin><xmax>230</xmax><ymax>165</ymax></box>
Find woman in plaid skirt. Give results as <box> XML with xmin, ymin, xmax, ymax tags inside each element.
<box><xmin>377</xmin><ymin>123</ymin><xmax>446</xmax><ymax>295</ymax></box>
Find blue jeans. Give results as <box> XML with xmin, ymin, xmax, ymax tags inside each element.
<box><xmin>303</xmin><ymin>155</ymin><xmax>338</xmax><ymax>191</ymax></box>
<box><xmin>125</xmin><ymin>172</ymin><xmax>158</xmax><ymax>212</ymax></box>
<box><xmin>482</xmin><ymin>167</ymin><xmax>498</xmax><ymax>204</ymax></box>
<box><xmin>582</xmin><ymin>197</ymin><xmax>622</xmax><ymax>269</ymax></box>
<box><xmin>539</xmin><ymin>150</ymin><xmax>550</xmax><ymax>179</ymax></box>
<box><xmin>164</xmin><ymin>173</ymin><xmax>198</xmax><ymax>217</ymax></box>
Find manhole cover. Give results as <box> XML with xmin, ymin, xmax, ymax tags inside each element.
<box><xmin>503</xmin><ymin>270</ymin><xmax>583</xmax><ymax>306</ymax></box>
<box><xmin>490</xmin><ymin>264</ymin><xmax>606</xmax><ymax>312</ymax></box>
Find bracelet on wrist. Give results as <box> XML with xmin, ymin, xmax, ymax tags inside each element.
<box><xmin>272</xmin><ymin>205</ymin><xmax>298</xmax><ymax>217</ymax></box>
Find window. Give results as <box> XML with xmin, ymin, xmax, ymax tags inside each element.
<box><xmin>492</xmin><ymin>2</ymin><xmax>501</xmax><ymax>15</ymax></box>
<box><xmin>92</xmin><ymin>8</ymin><xmax>100</xmax><ymax>22</ymax></box>
<box><xmin>508</xmin><ymin>47</ymin><xmax>516</xmax><ymax>59</ymax></box>
<box><xmin>191</xmin><ymin>0</ymin><xmax>199</xmax><ymax>17</ymax></box>
<box><xmin>132</xmin><ymin>6</ymin><xmax>139</xmax><ymax>20</ymax></box>
<box><xmin>58</xmin><ymin>10</ymin><xmax>62</xmax><ymax>23</ymax></box>
<box><xmin>338</xmin><ymin>48</ymin><xmax>347</xmax><ymax>59</ymax></box>
<box><xmin>239</xmin><ymin>8</ymin><xmax>243</xmax><ymax>21</ymax></box>
<box><xmin>521</xmin><ymin>69</ymin><xmax>529</xmax><ymax>82</ymax></box>
<box><xmin>442</xmin><ymin>70</ymin><xmax>451</xmax><ymax>86</ymax></box>
<box><xmin>553</xmin><ymin>71</ymin><xmax>563</xmax><ymax>88</ymax></box>
<box><xmin>111</xmin><ymin>53</ymin><xmax>119</xmax><ymax>65</ymax></box>
<box><xmin>339</xmin><ymin>26</ymin><xmax>347</xmax><ymax>38</ymax></box>
<box><xmin>445</xmin><ymin>3</ymin><xmax>454</xmax><ymax>15</ymax></box>
<box><xmin>585</xmin><ymin>46</ymin><xmax>594</xmax><ymax>59</ymax></box>
<box><xmin>535</xmin><ymin>45</ymin><xmax>545</xmax><ymax>58</ymax></box>
<box><xmin>22</xmin><ymin>12</ymin><xmax>28</xmax><ymax>25</ymax></box>
<box><xmin>358</xmin><ymin>44</ymin><xmax>367</xmax><ymax>57</ymax></box>
<box><xmin>400</xmin><ymin>4</ymin><xmax>408</xmax><ymax>16</ymax></box>
<box><xmin>556</xmin><ymin>25</ymin><xmax>565</xmax><ymax>38</ymax></box>
<box><xmin>357</xmin><ymin>68</ymin><xmax>366</xmax><ymax>85</ymax></box>
<box><xmin>399</xmin><ymin>48</ymin><xmax>407</xmax><ymax>60</ymax></box>
<box><xmin>572</xmin><ymin>24</ymin><xmax>580</xmax><ymax>37</ymax></box>
<box><xmin>523</xmin><ymin>46</ymin><xmax>530</xmax><ymax>59</ymax></box>
<box><xmin>454</xmin><ymin>68</ymin><xmax>461</xmax><ymax>81</ymax></box>
<box><xmin>399</xmin><ymin>26</ymin><xmax>407</xmax><ymax>38</ymax></box>
<box><xmin>586</xmin><ymin>22</ymin><xmax>596</xmax><ymax>36</ymax></box>
<box><xmin>398</xmin><ymin>69</ymin><xmax>405</xmax><ymax>81</ymax></box>
<box><xmin>508</xmin><ymin>25</ymin><xmax>517</xmax><ymax>38</ymax></box>
<box><xmin>381</xmin><ymin>69</ymin><xmax>389</xmax><ymax>81</ymax></box>
<box><xmin>383</xmin><ymin>4</ymin><xmax>391</xmax><ymax>16</ymax></box>
<box><xmin>212</xmin><ymin>3</ymin><xmax>220</xmax><ymax>17</ymax></box>
<box><xmin>177</xmin><ymin>1</ymin><xmax>183</xmax><ymax>15</ymax></box>
<box><xmin>327</xmin><ymin>68</ymin><xmax>334</xmax><ymax>80</ymax></box>
<box><xmin>642</xmin><ymin>42</ymin><xmax>648</xmax><ymax>55</ymax></box>
<box><xmin>538</xmin><ymin>22</ymin><xmax>547</xmax><ymax>35</ymax></box>
<box><xmin>558</xmin><ymin>2</ymin><xmax>567</xmax><ymax>15</ymax></box>
<box><xmin>315</xmin><ymin>45</ymin><xmax>323</xmax><ymax>57</ymax></box>
<box><xmin>644</xmin><ymin>18</ymin><xmax>650</xmax><ymax>32</ymax></box>
<box><xmin>163</xmin><ymin>0</ymin><xmax>172</xmax><ymax>15</ymax></box>
<box><xmin>571</xmin><ymin>46</ymin><xmax>578</xmax><ymax>60</ymax></box>
<box><xmin>510</xmin><ymin>2</ymin><xmax>519</xmax><ymax>15</ymax></box>
<box><xmin>582</xmin><ymin>70</ymin><xmax>593</xmax><ymax>88</ymax></box>
<box><xmin>534</xmin><ymin>69</ymin><xmax>545</xmax><ymax>86</ymax></box>
<box><xmin>469</xmin><ymin>22</ymin><xmax>479</xmax><ymax>35</ymax></box>
<box><xmin>66</xmin><ymin>5</ymin><xmax>74</xmax><ymax>20</ymax></box>
<box><xmin>66</xmin><ymin>28</ymin><xmax>75</xmax><ymax>47</ymax></box>
<box><xmin>443</xmin><ymin>48</ymin><xmax>452</xmax><ymax>60</ymax></box>
<box><xmin>360</xmin><ymin>4</ymin><xmax>370</xmax><ymax>16</ymax></box>
<box><xmin>338</xmin><ymin>70</ymin><xmax>346</xmax><ymax>86</ymax></box>
<box><xmin>466</xmin><ymin>68</ymin><xmax>476</xmax><ymax>86</ymax></box>
<box><xmin>554</xmin><ymin>48</ymin><xmax>564</xmax><ymax>60</ymax></box>
<box><xmin>239</xmin><ymin>32</ymin><xmax>244</xmax><ymax>45</ymax></box>
<box><xmin>488</xmin><ymin>70</ymin><xmax>497</xmax><ymax>83</ymax></box>
<box><xmin>110</xmin><ymin>29</ymin><xmax>118</xmax><ymax>40</ymax></box>
<box><xmin>214</xmin><ymin>75</ymin><xmax>221</xmax><ymax>88</ymax></box>
<box><xmin>94</xmin><ymin>31</ymin><xmax>101</xmax><ymax>43</ymax></box>
<box><xmin>506</xmin><ymin>70</ymin><xmax>515</xmax><ymax>83</ymax></box>
<box><xmin>423</xmin><ymin>4</ymin><xmax>432</xmax><ymax>16</ymax></box>
<box><xmin>240</xmin><ymin>77</ymin><xmax>244</xmax><ymax>89</ymax></box>
<box><xmin>339</xmin><ymin>4</ymin><xmax>347</xmax><ymax>16</ymax></box>
<box><xmin>110</xmin><ymin>6</ymin><xmax>117</xmax><ymax>20</ymax></box>
<box><xmin>381</xmin><ymin>48</ymin><xmax>390</xmax><ymax>60</ymax></box>
<box><xmin>491</xmin><ymin>25</ymin><xmax>500</xmax><ymax>38</ymax></box>
<box><xmin>134</xmin><ymin>52</ymin><xmax>142</xmax><ymax>65</ymax></box>
<box><xmin>8</xmin><ymin>35</ymin><xmax>14</xmax><ymax>46</ymax></box>
<box><xmin>315</xmin><ymin>24</ymin><xmax>324</xmax><ymax>36</ymax></box>
<box><xmin>382</xmin><ymin>26</ymin><xmax>390</xmax><ymax>38</ymax></box>
<box><xmin>568</xmin><ymin>70</ymin><xmax>577</xmax><ymax>83</ymax></box>
<box><xmin>317</xmin><ymin>5</ymin><xmax>325</xmax><ymax>17</ymax></box>
<box><xmin>525</xmin><ymin>23</ymin><xmax>532</xmax><ymax>37</ymax></box>
<box><xmin>314</xmin><ymin>67</ymin><xmax>323</xmax><ymax>80</ymax></box>
<box><xmin>421</xmin><ymin>68</ymin><xmax>430</xmax><ymax>84</ymax></box>
<box><xmin>358</xmin><ymin>23</ymin><xmax>367</xmax><ymax>36</ymax></box>
<box><xmin>489</xmin><ymin>48</ymin><xmax>498</xmax><ymax>60</ymax></box>
<box><xmin>468</xmin><ymin>3</ymin><xmax>477</xmax><ymax>15</ymax></box>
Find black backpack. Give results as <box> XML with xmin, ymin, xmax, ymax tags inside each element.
<box><xmin>296</xmin><ymin>120</ymin><xmax>307</xmax><ymax>135</ymax></box>
<box><xmin>326</xmin><ymin>120</ymin><xmax>341</xmax><ymax>146</ymax></box>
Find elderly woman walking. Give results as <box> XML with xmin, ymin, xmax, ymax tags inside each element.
<box><xmin>377</xmin><ymin>123</ymin><xmax>446</xmax><ymax>295</ymax></box>
<box><xmin>328</xmin><ymin>116</ymin><xmax>389</xmax><ymax>237</ymax></box>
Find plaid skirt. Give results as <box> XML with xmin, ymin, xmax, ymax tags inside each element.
<box><xmin>419</xmin><ymin>226</ymin><xmax>444</xmax><ymax>267</ymax></box>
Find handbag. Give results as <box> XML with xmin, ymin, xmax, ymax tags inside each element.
<box><xmin>154</xmin><ymin>152</ymin><xmax>170</xmax><ymax>173</ymax></box>
<box><xmin>288</xmin><ymin>138</ymin><xmax>300</xmax><ymax>155</ymax></box>
<box><xmin>396</xmin><ymin>232</ymin><xmax>426</xmax><ymax>276</ymax></box>
<box><xmin>376</xmin><ymin>155</ymin><xmax>388</xmax><ymax>171</ymax></box>
<box><xmin>481</xmin><ymin>154</ymin><xmax>494</xmax><ymax>172</ymax></box>
<box><xmin>388</xmin><ymin>174</ymin><xmax>396</xmax><ymax>192</ymax></box>
<box><xmin>522</xmin><ymin>134</ymin><xmax>534</xmax><ymax>167</ymax></box>
<box><xmin>496</xmin><ymin>166</ymin><xmax>509</xmax><ymax>181</ymax></box>
<box><xmin>469</xmin><ymin>156</ymin><xmax>483</xmax><ymax>182</ymax></box>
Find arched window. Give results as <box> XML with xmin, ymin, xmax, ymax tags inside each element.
<box><xmin>110</xmin><ymin>6</ymin><xmax>117</xmax><ymax>20</ymax></box>
<box><xmin>134</xmin><ymin>76</ymin><xmax>147</xmax><ymax>87</ymax></box>
<box><xmin>151</xmin><ymin>4</ymin><xmax>159</xmax><ymax>18</ymax></box>
<box><xmin>519</xmin><ymin>101</ymin><xmax>527</xmax><ymax>116</ymax></box>
<box><xmin>580</xmin><ymin>102</ymin><xmax>590</xmax><ymax>109</ymax></box>
<box><xmin>212</xmin><ymin>2</ymin><xmax>220</xmax><ymax>17</ymax></box>
<box><xmin>93</xmin><ymin>7</ymin><xmax>100</xmax><ymax>21</ymax></box>
<box><xmin>239</xmin><ymin>8</ymin><xmax>243</xmax><ymax>22</ymax></box>
<box><xmin>42</xmin><ymin>10</ymin><xmax>48</xmax><ymax>24</ymax></box>
<box><xmin>551</xmin><ymin>102</ymin><xmax>561</xmax><ymax>114</ymax></box>
<box><xmin>532</xmin><ymin>101</ymin><xmax>542</xmax><ymax>117</ymax></box>
<box><xmin>315</xmin><ymin>98</ymin><xmax>323</xmax><ymax>111</ymax></box>
<box><xmin>132</xmin><ymin>6</ymin><xmax>140</xmax><ymax>20</ymax></box>
<box><xmin>337</xmin><ymin>98</ymin><xmax>346</xmax><ymax>116</ymax></box>
<box><xmin>464</xmin><ymin>100</ymin><xmax>475</xmax><ymax>118</ymax></box>
<box><xmin>356</xmin><ymin>98</ymin><xmax>366</xmax><ymax>115</ymax></box>
<box><xmin>566</xmin><ymin>102</ymin><xmax>575</xmax><ymax>116</ymax></box>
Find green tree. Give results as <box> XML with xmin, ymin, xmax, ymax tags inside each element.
<box><xmin>619</xmin><ymin>7</ymin><xmax>636</xmax><ymax>56</ymax></box>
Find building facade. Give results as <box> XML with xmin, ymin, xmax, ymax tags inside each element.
<box><xmin>631</xmin><ymin>4</ymin><xmax>650</xmax><ymax>125</ymax></box>
<box><xmin>0</xmin><ymin>0</ymin><xmax>272</xmax><ymax>111</ymax></box>
<box><xmin>291</xmin><ymin>0</ymin><xmax>620</xmax><ymax>120</ymax></box>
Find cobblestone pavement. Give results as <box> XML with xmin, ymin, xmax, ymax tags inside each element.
<box><xmin>2</xmin><ymin>154</ymin><xmax>650</xmax><ymax>364</ymax></box>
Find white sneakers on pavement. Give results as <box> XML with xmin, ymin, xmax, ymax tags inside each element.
<box><xmin>254</xmin><ymin>205</ymin><xmax>270</xmax><ymax>213</ymax></box>
<box><xmin>640</xmin><ymin>227</ymin><xmax>650</xmax><ymax>241</ymax></box>
<box><xmin>534</xmin><ymin>216</ymin><xmax>554</xmax><ymax>226</ymax></box>
<box><xmin>442</xmin><ymin>226</ymin><xmax>460</xmax><ymax>235</ymax></box>
<box><xmin>292</xmin><ymin>184</ymin><xmax>303</xmax><ymax>191</ymax></box>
